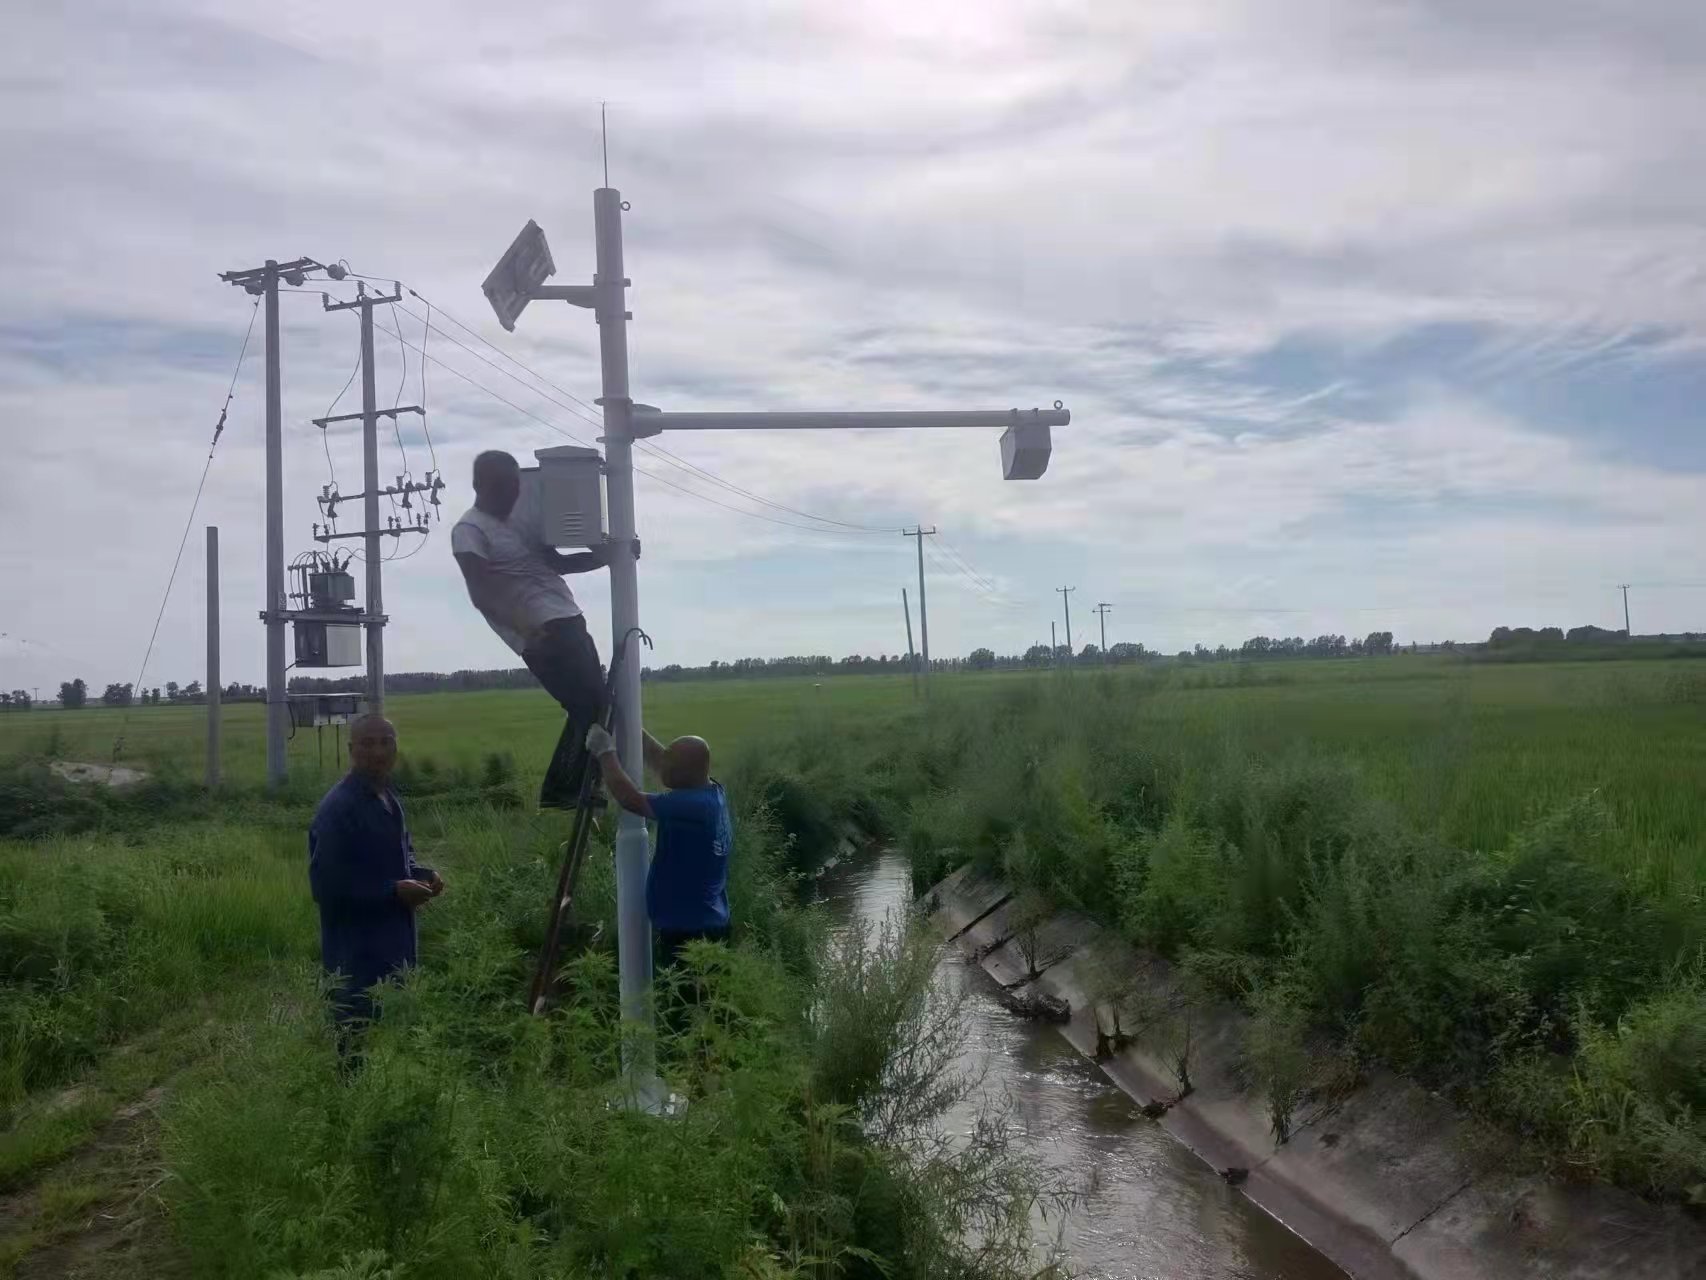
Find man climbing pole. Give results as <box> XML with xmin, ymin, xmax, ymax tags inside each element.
<box><xmin>450</xmin><ymin>449</ymin><xmax>637</xmax><ymax>809</ymax></box>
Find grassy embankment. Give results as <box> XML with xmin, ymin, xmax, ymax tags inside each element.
<box><xmin>894</xmin><ymin>656</ymin><xmax>1706</xmax><ymax>1204</ymax></box>
<box><xmin>1</xmin><ymin>679</ymin><xmax>1057</xmax><ymax>1278</ymax></box>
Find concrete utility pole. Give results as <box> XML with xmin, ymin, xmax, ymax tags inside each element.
<box><xmin>1057</xmin><ymin>586</ymin><xmax>1076</xmax><ymax>662</ymax></box>
<box><xmin>206</xmin><ymin>526</ymin><xmax>220</xmax><ymax>789</ymax></box>
<box><xmin>902</xmin><ymin>528</ymin><xmax>937</xmax><ymax>695</ymax></box>
<box><xmin>1619</xmin><ymin>584</ymin><xmax>1632</xmax><ymax>637</ymax></box>
<box><xmin>322</xmin><ymin>282</ymin><xmax>406</xmax><ymax>711</ymax></box>
<box><xmin>483</xmin><ymin>187</ymin><xmax>1069</xmax><ymax>1103</ymax></box>
<box><xmin>220</xmin><ymin>256</ymin><xmax>332</xmax><ymax>787</ymax></box>
<box><xmin>1051</xmin><ymin>620</ymin><xmax>1057</xmax><ymax>665</ymax></box>
<box><xmin>902</xmin><ymin>588</ymin><xmax>918</xmax><ymax>699</ymax></box>
<box><xmin>1093</xmin><ymin>601</ymin><xmax>1112</xmax><ymax>660</ymax></box>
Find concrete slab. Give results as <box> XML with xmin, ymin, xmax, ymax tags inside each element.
<box><xmin>922</xmin><ymin>868</ymin><xmax>1706</xmax><ymax>1280</ymax></box>
<box><xmin>1268</xmin><ymin>1072</ymin><xmax>1476</xmax><ymax>1246</ymax></box>
<box><xmin>1393</xmin><ymin>1173</ymin><xmax>1706</xmax><ymax>1280</ymax></box>
<box><xmin>929</xmin><ymin>865</ymin><xmax>1011</xmax><ymax>938</ymax></box>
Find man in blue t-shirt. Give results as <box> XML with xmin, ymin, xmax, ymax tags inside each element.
<box><xmin>585</xmin><ymin>723</ymin><xmax>732</xmax><ymax>967</ymax></box>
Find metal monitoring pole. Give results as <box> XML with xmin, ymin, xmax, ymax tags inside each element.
<box><xmin>902</xmin><ymin>528</ymin><xmax>936</xmax><ymax>695</ymax></box>
<box><xmin>206</xmin><ymin>526</ymin><xmax>220</xmax><ymax>789</ymax></box>
<box><xmin>1093</xmin><ymin>601</ymin><xmax>1112</xmax><ymax>660</ymax></box>
<box><xmin>220</xmin><ymin>256</ymin><xmax>333</xmax><ymax>788</ymax></box>
<box><xmin>483</xmin><ymin>189</ymin><xmax>1070</xmax><ymax>1103</ymax></box>
<box><xmin>902</xmin><ymin>588</ymin><xmax>919</xmax><ymax>699</ymax></box>
<box><xmin>322</xmin><ymin>282</ymin><xmax>405</xmax><ymax>712</ymax></box>
<box><xmin>1057</xmin><ymin>586</ymin><xmax>1076</xmax><ymax>662</ymax></box>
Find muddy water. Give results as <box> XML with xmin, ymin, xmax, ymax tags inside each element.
<box><xmin>816</xmin><ymin>851</ymin><xmax>1346</xmax><ymax>1280</ymax></box>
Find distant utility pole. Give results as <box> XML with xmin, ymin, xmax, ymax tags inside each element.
<box><xmin>205</xmin><ymin>526</ymin><xmax>220</xmax><ymax>789</ymax></box>
<box><xmin>1619</xmin><ymin>583</ymin><xmax>1632</xmax><ymax>637</ymax></box>
<box><xmin>902</xmin><ymin>588</ymin><xmax>919</xmax><ymax>699</ymax></box>
<box><xmin>1093</xmin><ymin>601</ymin><xmax>1112</xmax><ymax>659</ymax></box>
<box><xmin>902</xmin><ymin>528</ymin><xmax>937</xmax><ymax>694</ymax></box>
<box><xmin>1051</xmin><ymin>620</ymin><xmax>1057</xmax><ymax>665</ymax></box>
<box><xmin>321</xmin><ymin>281</ymin><xmax>407</xmax><ymax>712</ymax></box>
<box><xmin>1057</xmin><ymin>586</ymin><xmax>1076</xmax><ymax>662</ymax></box>
<box><xmin>219</xmin><ymin>257</ymin><xmax>320</xmax><ymax>787</ymax></box>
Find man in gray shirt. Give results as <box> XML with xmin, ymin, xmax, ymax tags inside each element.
<box><xmin>451</xmin><ymin>450</ymin><xmax>633</xmax><ymax>809</ymax></box>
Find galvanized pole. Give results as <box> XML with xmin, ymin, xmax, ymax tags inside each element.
<box><xmin>1051</xmin><ymin>620</ymin><xmax>1057</xmax><ymax>665</ymax></box>
<box><xmin>205</xmin><ymin>526</ymin><xmax>221</xmax><ymax>789</ymax></box>
<box><xmin>358</xmin><ymin>284</ymin><xmax>384</xmax><ymax>711</ymax></box>
<box><xmin>903</xmin><ymin>528</ymin><xmax>936</xmax><ymax>694</ymax></box>
<box><xmin>591</xmin><ymin>187</ymin><xmax>657</xmax><ymax>1094</ymax></box>
<box><xmin>902</xmin><ymin>587</ymin><xmax>918</xmax><ymax>699</ymax></box>
<box><xmin>263</xmin><ymin>263</ymin><xmax>287</xmax><ymax>787</ymax></box>
<box><xmin>1094</xmin><ymin>601</ymin><xmax>1112</xmax><ymax>661</ymax></box>
<box><xmin>1057</xmin><ymin>586</ymin><xmax>1076</xmax><ymax>664</ymax></box>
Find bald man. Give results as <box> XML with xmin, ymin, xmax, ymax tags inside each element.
<box><xmin>308</xmin><ymin>714</ymin><xmax>445</xmax><ymax>1031</ymax></box>
<box><xmin>586</xmin><ymin>724</ymin><xmax>733</xmax><ymax>966</ymax></box>
<box><xmin>451</xmin><ymin>449</ymin><xmax>634</xmax><ymax>810</ymax></box>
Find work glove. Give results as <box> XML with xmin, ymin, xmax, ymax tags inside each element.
<box><xmin>585</xmin><ymin>724</ymin><xmax>615</xmax><ymax>757</ymax></box>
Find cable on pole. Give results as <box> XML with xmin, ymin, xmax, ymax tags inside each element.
<box><xmin>112</xmin><ymin>296</ymin><xmax>260</xmax><ymax>761</ymax></box>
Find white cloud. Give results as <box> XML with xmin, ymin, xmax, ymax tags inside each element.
<box><xmin>3</xmin><ymin>0</ymin><xmax>1705</xmax><ymax>698</ymax></box>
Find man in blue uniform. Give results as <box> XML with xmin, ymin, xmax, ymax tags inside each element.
<box><xmin>308</xmin><ymin>713</ymin><xmax>445</xmax><ymax>1031</ymax></box>
<box><xmin>584</xmin><ymin>723</ymin><xmax>731</xmax><ymax>967</ymax></box>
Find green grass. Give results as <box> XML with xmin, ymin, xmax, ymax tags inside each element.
<box><xmin>0</xmin><ymin>675</ymin><xmax>928</xmax><ymax>790</ymax></box>
<box><xmin>892</xmin><ymin>657</ymin><xmax>1706</xmax><ymax>1203</ymax></box>
<box><xmin>0</xmin><ymin>684</ymin><xmax>1056</xmax><ymax>1277</ymax></box>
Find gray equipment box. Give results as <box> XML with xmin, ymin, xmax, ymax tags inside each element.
<box><xmin>517</xmin><ymin>445</ymin><xmax>607</xmax><ymax>548</ymax></box>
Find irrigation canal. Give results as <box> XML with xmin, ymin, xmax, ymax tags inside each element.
<box><xmin>816</xmin><ymin>849</ymin><xmax>1346</xmax><ymax>1280</ymax></box>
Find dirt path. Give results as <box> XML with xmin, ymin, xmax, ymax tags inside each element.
<box><xmin>0</xmin><ymin>1084</ymin><xmax>186</xmax><ymax>1280</ymax></box>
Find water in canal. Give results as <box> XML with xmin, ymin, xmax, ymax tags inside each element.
<box><xmin>816</xmin><ymin>850</ymin><xmax>1347</xmax><ymax>1280</ymax></box>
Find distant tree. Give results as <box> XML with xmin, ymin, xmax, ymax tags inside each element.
<box><xmin>59</xmin><ymin>678</ymin><xmax>87</xmax><ymax>709</ymax></box>
<box><xmin>1110</xmin><ymin>642</ymin><xmax>1146</xmax><ymax>663</ymax></box>
<box><xmin>1537</xmin><ymin>627</ymin><xmax>1564</xmax><ymax>644</ymax></box>
<box><xmin>1022</xmin><ymin>643</ymin><xmax>1051</xmax><ymax>667</ymax></box>
<box><xmin>150</xmin><ymin>687</ymin><xmax>162</xmax><ymax>705</ymax></box>
<box><xmin>166</xmin><ymin>681</ymin><xmax>180</xmax><ymax>703</ymax></box>
<box><xmin>966</xmin><ymin>647</ymin><xmax>996</xmax><ymax>671</ymax></box>
<box><xmin>1363</xmin><ymin>631</ymin><xmax>1395</xmax><ymax>656</ymax></box>
<box><xmin>183</xmin><ymin>680</ymin><xmax>202</xmax><ymax>701</ymax></box>
<box><xmin>101</xmin><ymin>682</ymin><xmax>133</xmax><ymax>707</ymax></box>
<box><xmin>1079</xmin><ymin>643</ymin><xmax>1100</xmax><ymax>661</ymax></box>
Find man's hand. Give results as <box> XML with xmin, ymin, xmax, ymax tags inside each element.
<box><xmin>585</xmin><ymin>724</ymin><xmax>615</xmax><ymax>758</ymax></box>
<box><xmin>397</xmin><ymin>879</ymin><xmax>435</xmax><ymax>908</ymax></box>
<box><xmin>424</xmin><ymin>870</ymin><xmax>447</xmax><ymax>897</ymax></box>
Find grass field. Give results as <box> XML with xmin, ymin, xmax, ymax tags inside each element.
<box><xmin>3</xmin><ymin>653</ymin><xmax>1704</xmax><ymax>1272</ymax></box>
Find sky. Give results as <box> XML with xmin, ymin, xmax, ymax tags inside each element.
<box><xmin>3</xmin><ymin>0</ymin><xmax>1705</xmax><ymax>694</ymax></box>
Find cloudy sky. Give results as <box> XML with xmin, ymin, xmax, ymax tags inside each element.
<box><xmin>4</xmin><ymin>0</ymin><xmax>1704</xmax><ymax>692</ymax></box>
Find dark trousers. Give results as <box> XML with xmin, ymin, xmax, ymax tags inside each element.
<box><xmin>656</xmin><ymin>927</ymin><xmax>730</xmax><ymax>1038</ymax></box>
<box><xmin>522</xmin><ymin>615</ymin><xmax>607</xmax><ymax>809</ymax></box>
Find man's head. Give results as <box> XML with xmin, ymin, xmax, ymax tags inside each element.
<box><xmin>472</xmin><ymin>450</ymin><xmax>522</xmax><ymax>518</ymax></box>
<box><xmin>348</xmin><ymin>713</ymin><xmax>398</xmax><ymax>785</ymax></box>
<box><xmin>660</xmin><ymin>735</ymin><xmax>712</xmax><ymax>790</ymax></box>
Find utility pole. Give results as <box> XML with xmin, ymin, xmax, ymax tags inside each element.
<box><xmin>219</xmin><ymin>256</ymin><xmax>331</xmax><ymax>788</ymax></box>
<box><xmin>902</xmin><ymin>588</ymin><xmax>919</xmax><ymax>699</ymax></box>
<box><xmin>206</xmin><ymin>526</ymin><xmax>220</xmax><ymax>789</ymax></box>
<box><xmin>322</xmin><ymin>281</ymin><xmax>405</xmax><ymax>711</ymax></box>
<box><xmin>1093</xmin><ymin>601</ymin><xmax>1112</xmax><ymax>660</ymax></box>
<box><xmin>902</xmin><ymin>528</ymin><xmax>937</xmax><ymax>695</ymax></box>
<box><xmin>1057</xmin><ymin>586</ymin><xmax>1076</xmax><ymax>663</ymax></box>
<box><xmin>1051</xmin><ymin>620</ymin><xmax>1057</xmax><ymax>665</ymax></box>
<box><xmin>483</xmin><ymin>187</ymin><xmax>1069</xmax><ymax>1104</ymax></box>
<box><xmin>1619</xmin><ymin>584</ymin><xmax>1632</xmax><ymax>638</ymax></box>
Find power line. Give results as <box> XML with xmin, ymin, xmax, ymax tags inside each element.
<box><xmin>374</xmin><ymin>323</ymin><xmax>890</xmax><ymax>537</ymax></box>
<box><xmin>387</xmin><ymin>298</ymin><xmax>894</xmax><ymax>534</ymax></box>
<box><xmin>114</xmin><ymin>296</ymin><xmax>259</xmax><ymax>760</ymax></box>
<box><xmin>332</xmin><ymin>274</ymin><xmax>895</xmax><ymax>536</ymax></box>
